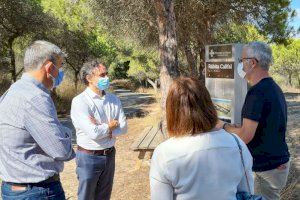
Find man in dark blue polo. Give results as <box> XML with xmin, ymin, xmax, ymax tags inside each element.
<box><xmin>219</xmin><ymin>41</ymin><xmax>290</xmax><ymax>200</ymax></box>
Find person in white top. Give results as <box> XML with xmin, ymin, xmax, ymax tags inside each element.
<box><xmin>150</xmin><ymin>77</ymin><xmax>254</xmax><ymax>200</ymax></box>
<box><xmin>71</xmin><ymin>60</ymin><xmax>127</xmax><ymax>200</ymax></box>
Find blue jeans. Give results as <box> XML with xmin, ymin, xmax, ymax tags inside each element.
<box><xmin>76</xmin><ymin>148</ymin><xmax>116</xmax><ymax>200</ymax></box>
<box><xmin>1</xmin><ymin>181</ymin><xmax>65</xmax><ymax>200</ymax></box>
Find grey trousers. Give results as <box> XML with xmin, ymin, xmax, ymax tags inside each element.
<box><xmin>76</xmin><ymin>148</ymin><xmax>116</xmax><ymax>200</ymax></box>
<box><xmin>254</xmin><ymin>161</ymin><xmax>290</xmax><ymax>200</ymax></box>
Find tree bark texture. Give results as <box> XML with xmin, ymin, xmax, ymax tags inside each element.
<box><xmin>8</xmin><ymin>36</ymin><xmax>17</xmax><ymax>83</ymax></box>
<box><xmin>153</xmin><ymin>0</ymin><xmax>179</xmax><ymax>137</ymax></box>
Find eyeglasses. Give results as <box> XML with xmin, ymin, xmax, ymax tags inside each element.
<box><xmin>238</xmin><ymin>57</ymin><xmax>259</xmax><ymax>63</ymax></box>
<box><xmin>99</xmin><ymin>72</ymin><xmax>108</xmax><ymax>77</ymax></box>
<box><xmin>51</xmin><ymin>61</ymin><xmax>65</xmax><ymax>72</ymax></box>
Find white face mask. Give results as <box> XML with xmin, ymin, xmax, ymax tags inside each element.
<box><xmin>237</xmin><ymin>62</ymin><xmax>246</xmax><ymax>79</ymax></box>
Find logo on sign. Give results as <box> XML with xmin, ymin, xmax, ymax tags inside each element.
<box><xmin>208</xmin><ymin>45</ymin><xmax>233</xmax><ymax>59</ymax></box>
<box><xmin>209</xmin><ymin>49</ymin><xmax>215</xmax><ymax>58</ymax></box>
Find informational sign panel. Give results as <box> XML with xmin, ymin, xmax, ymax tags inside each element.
<box><xmin>206</xmin><ymin>62</ymin><xmax>234</xmax><ymax>79</ymax></box>
<box><xmin>212</xmin><ymin>97</ymin><xmax>232</xmax><ymax>120</ymax></box>
<box><xmin>205</xmin><ymin>44</ymin><xmax>247</xmax><ymax>124</ymax></box>
<box><xmin>208</xmin><ymin>45</ymin><xmax>233</xmax><ymax>59</ymax></box>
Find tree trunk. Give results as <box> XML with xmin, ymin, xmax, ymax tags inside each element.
<box><xmin>16</xmin><ymin>68</ymin><xmax>24</xmax><ymax>78</ymax></box>
<box><xmin>198</xmin><ymin>46</ymin><xmax>206</xmax><ymax>83</ymax></box>
<box><xmin>297</xmin><ymin>73</ymin><xmax>300</xmax><ymax>87</ymax></box>
<box><xmin>74</xmin><ymin>70</ymin><xmax>79</xmax><ymax>92</ymax></box>
<box><xmin>8</xmin><ymin>37</ymin><xmax>17</xmax><ymax>83</ymax></box>
<box><xmin>183</xmin><ymin>41</ymin><xmax>198</xmax><ymax>77</ymax></box>
<box><xmin>153</xmin><ymin>0</ymin><xmax>179</xmax><ymax>137</ymax></box>
<box><xmin>288</xmin><ymin>73</ymin><xmax>292</xmax><ymax>86</ymax></box>
<box><xmin>147</xmin><ymin>78</ymin><xmax>158</xmax><ymax>93</ymax></box>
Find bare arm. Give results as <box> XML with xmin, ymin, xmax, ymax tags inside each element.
<box><xmin>217</xmin><ymin>118</ymin><xmax>258</xmax><ymax>144</ymax></box>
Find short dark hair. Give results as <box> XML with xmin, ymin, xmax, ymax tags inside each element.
<box><xmin>80</xmin><ymin>60</ymin><xmax>100</xmax><ymax>85</ymax></box>
<box><xmin>166</xmin><ymin>77</ymin><xmax>218</xmax><ymax>137</ymax></box>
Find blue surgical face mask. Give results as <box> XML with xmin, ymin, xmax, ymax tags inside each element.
<box><xmin>49</xmin><ymin>65</ymin><xmax>64</xmax><ymax>89</ymax></box>
<box><xmin>97</xmin><ymin>77</ymin><xmax>110</xmax><ymax>91</ymax></box>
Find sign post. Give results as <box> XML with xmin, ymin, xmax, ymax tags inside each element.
<box><xmin>205</xmin><ymin>44</ymin><xmax>247</xmax><ymax>124</ymax></box>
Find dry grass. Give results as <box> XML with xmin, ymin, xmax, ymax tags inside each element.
<box><xmin>111</xmin><ymin>79</ymin><xmax>139</xmax><ymax>91</ymax></box>
<box><xmin>281</xmin><ymin>85</ymin><xmax>300</xmax><ymax>93</ymax></box>
<box><xmin>54</xmin><ymin>79</ymin><xmax>85</xmax><ymax>115</ymax></box>
<box><xmin>136</xmin><ymin>87</ymin><xmax>159</xmax><ymax>95</ymax></box>
<box><xmin>280</xmin><ymin>92</ymin><xmax>300</xmax><ymax>200</ymax></box>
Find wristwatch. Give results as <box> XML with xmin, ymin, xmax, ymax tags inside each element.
<box><xmin>222</xmin><ymin>122</ymin><xmax>228</xmax><ymax>130</ymax></box>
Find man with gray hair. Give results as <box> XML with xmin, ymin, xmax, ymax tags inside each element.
<box><xmin>219</xmin><ymin>41</ymin><xmax>290</xmax><ymax>200</ymax></box>
<box><xmin>0</xmin><ymin>40</ymin><xmax>75</xmax><ymax>199</ymax></box>
<box><xmin>71</xmin><ymin>60</ymin><xmax>127</xmax><ymax>200</ymax></box>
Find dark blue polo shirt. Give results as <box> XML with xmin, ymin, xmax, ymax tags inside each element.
<box><xmin>242</xmin><ymin>77</ymin><xmax>290</xmax><ymax>172</ymax></box>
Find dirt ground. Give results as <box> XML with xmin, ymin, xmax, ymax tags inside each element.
<box><xmin>0</xmin><ymin>91</ymin><xmax>298</xmax><ymax>200</ymax></box>
<box><xmin>280</xmin><ymin>92</ymin><xmax>300</xmax><ymax>200</ymax></box>
<box><xmin>61</xmin><ymin>91</ymin><xmax>300</xmax><ymax>200</ymax></box>
<box><xmin>61</xmin><ymin>100</ymin><xmax>161</xmax><ymax>200</ymax></box>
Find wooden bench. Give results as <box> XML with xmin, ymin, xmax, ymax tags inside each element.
<box><xmin>131</xmin><ymin>124</ymin><xmax>166</xmax><ymax>168</ymax></box>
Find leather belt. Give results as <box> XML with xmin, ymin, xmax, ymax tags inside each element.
<box><xmin>6</xmin><ymin>174</ymin><xmax>60</xmax><ymax>187</ymax></box>
<box><xmin>77</xmin><ymin>145</ymin><xmax>114</xmax><ymax>156</ymax></box>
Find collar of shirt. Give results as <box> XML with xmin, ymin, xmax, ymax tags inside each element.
<box><xmin>22</xmin><ymin>73</ymin><xmax>50</xmax><ymax>94</ymax></box>
<box><xmin>86</xmin><ymin>87</ymin><xmax>106</xmax><ymax>100</ymax></box>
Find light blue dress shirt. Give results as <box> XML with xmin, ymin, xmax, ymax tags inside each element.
<box><xmin>0</xmin><ymin>73</ymin><xmax>75</xmax><ymax>183</ymax></box>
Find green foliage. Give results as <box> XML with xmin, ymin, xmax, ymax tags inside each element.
<box><xmin>0</xmin><ymin>0</ymin><xmax>57</xmax><ymax>39</ymax></box>
<box><xmin>127</xmin><ymin>48</ymin><xmax>159</xmax><ymax>81</ymax></box>
<box><xmin>91</xmin><ymin>0</ymin><xmax>296</xmax><ymax>79</ymax></box>
<box><xmin>214</xmin><ymin>24</ymin><xmax>267</xmax><ymax>44</ymax></box>
<box><xmin>109</xmin><ymin>61</ymin><xmax>130</xmax><ymax>80</ymax></box>
<box><xmin>254</xmin><ymin>0</ymin><xmax>296</xmax><ymax>44</ymax></box>
<box><xmin>0</xmin><ymin>0</ymin><xmax>60</xmax><ymax>81</ymax></box>
<box><xmin>85</xmin><ymin>30</ymin><xmax>118</xmax><ymax>63</ymax></box>
<box><xmin>41</xmin><ymin>0</ymin><xmax>94</xmax><ymax>32</ymax></box>
<box><xmin>40</xmin><ymin>0</ymin><xmax>114</xmax><ymax>62</ymax></box>
<box><xmin>272</xmin><ymin>39</ymin><xmax>300</xmax><ymax>87</ymax></box>
<box><xmin>40</xmin><ymin>0</ymin><xmax>160</xmax><ymax>82</ymax></box>
<box><xmin>0</xmin><ymin>0</ymin><xmax>297</xmax><ymax>88</ymax></box>
<box><xmin>105</xmin><ymin>42</ymin><xmax>159</xmax><ymax>81</ymax></box>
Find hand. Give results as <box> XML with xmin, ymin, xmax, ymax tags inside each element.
<box><xmin>108</xmin><ymin>120</ymin><xmax>119</xmax><ymax>131</ymax></box>
<box><xmin>215</xmin><ymin>119</ymin><xmax>225</xmax><ymax>129</ymax></box>
<box><xmin>89</xmin><ymin>116</ymin><xmax>100</xmax><ymax>125</ymax></box>
<box><xmin>277</xmin><ymin>163</ymin><xmax>287</xmax><ymax>170</ymax></box>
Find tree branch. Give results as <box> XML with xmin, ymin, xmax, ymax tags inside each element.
<box><xmin>16</xmin><ymin>67</ymin><xmax>24</xmax><ymax>77</ymax></box>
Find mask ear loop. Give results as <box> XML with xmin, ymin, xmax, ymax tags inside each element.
<box><xmin>49</xmin><ymin>63</ymin><xmax>58</xmax><ymax>78</ymax></box>
<box><xmin>246</xmin><ymin>59</ymin><xmax>256</xmax><ymax>74</ymax></box>
<box><xmin>48</xmin><ymin>65</ymin><xmax>57</xmax><ymax>90</ymax></box>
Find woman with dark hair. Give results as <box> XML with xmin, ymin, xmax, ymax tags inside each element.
<box><xmin>150</xmin><ymin>77</ymin><xmax>254</xmax><ymax>200</ymax></box>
